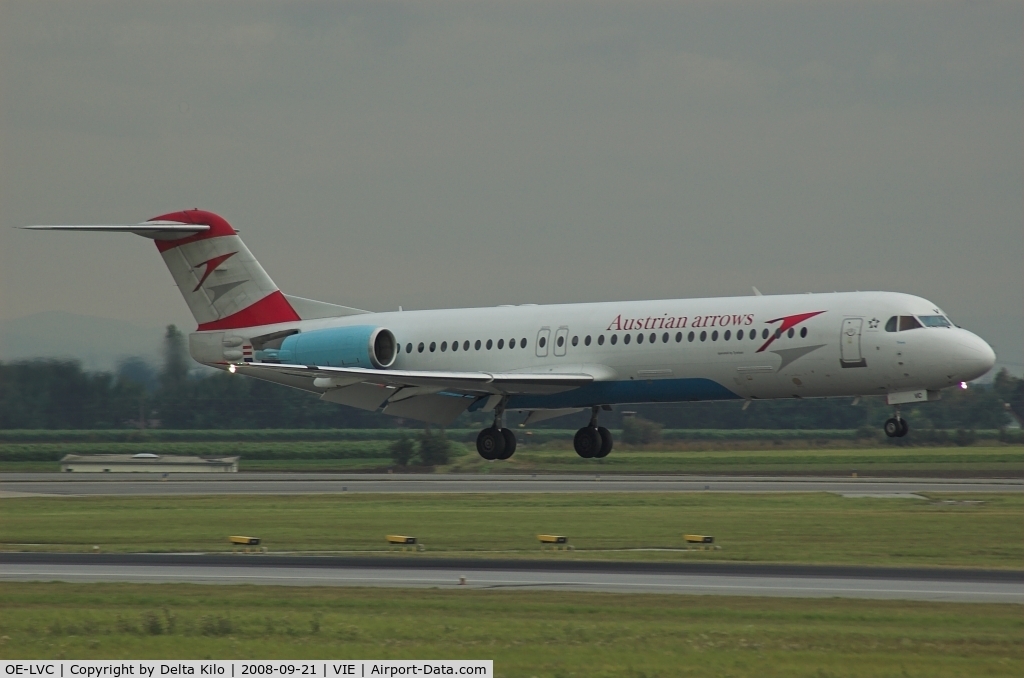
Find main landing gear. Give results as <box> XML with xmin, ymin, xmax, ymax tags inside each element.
<box><xmin>476</xmin><ymin>405</ymin><xmax>517</xmax><ymax>461</ymax></box>
<box><xmin>574</xmin><ymin>407</ymin><xmax>614</xmax><ymax>459</ymax></box>
<box><xmin>884</xmin><ymin>408</ymin><xmax>910</xmax><ymax>438</ymax></box>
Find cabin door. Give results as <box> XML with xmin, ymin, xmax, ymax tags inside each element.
<box><xmin>840</xmin><ymin>318</ymin><xmax>867</xmax><ymax>368</ymax></box>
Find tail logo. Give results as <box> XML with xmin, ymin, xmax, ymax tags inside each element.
<box><xmin>192</xmin><ymin>252</ymin><xmax>237</xmax><ymax>292</ymax></box>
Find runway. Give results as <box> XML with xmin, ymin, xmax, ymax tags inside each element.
<box><xmin>1</xmin><ymin>473</ymin><xmax>1019</xmax><ymax>496</ymax></box>
<box><xmin>2</xmin><ymin>553</ymin><xmax>1020</xmax><ymax>603</ymax></box>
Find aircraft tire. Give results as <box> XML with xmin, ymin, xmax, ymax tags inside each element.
<box><xmin>595</xmin><ymin>426</ymin><xmax>613</xmax><ymax>458</ymax></box>
<box><xmin>884</xmin><ymin>418</ymin><xmax>901</xmax><ymax>438</ymax></box>
<box><xmin>498</xmin><ymin>428</ymin><xmax>517</xmax><ymax>459</ymax></box>
<box><xmin>476</xmin><ymin>427</ymin><xmax>505</xmax><ymax>460</ymax></box>
<box><xmin>898</xmin><ymin>418</ymin><xmax>910</xmax><ymax>437</ymax></box>
<box><xmin>573</xmin><ymin>426</ymin><xmax>601</xmax><ymax>458</ymax></box>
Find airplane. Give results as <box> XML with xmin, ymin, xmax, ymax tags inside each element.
<box><xmin>25</xmin><ymin>209</ymin><xmax>996</xmax><ymax>460</ymax></box>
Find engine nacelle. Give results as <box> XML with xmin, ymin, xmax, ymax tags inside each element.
<box><xmin>259</xmin><ymin>325</ymin><xmax>397</xmax><ymax>369</ymax></box>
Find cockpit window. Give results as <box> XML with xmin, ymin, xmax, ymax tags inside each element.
<box><xmin>918</xmin><ymin>315</ymin><xmax>951</xmax><ymax>328</ymax></box>
<box><xmin>898</xmin><ymin>316</ymin><xmax>922</xmax><ymax>331</ymax></box>
<box><xmin>885</xmin><ymin>316</ymin><xmax>897</xmax><ymax>332</ymax></box>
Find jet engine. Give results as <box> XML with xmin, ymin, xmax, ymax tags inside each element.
<box><xmin>258</xmin><ymin>325</ymin><xmax>397</xmax><ymax>369</ymax></box>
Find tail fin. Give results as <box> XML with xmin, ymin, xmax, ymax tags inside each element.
<box><xmin>150</xmin><ymin>209</ymin><xmax>300</xmax><ymax>330</ymax></box>
<box><xmin>25</xmin><ymin>209</ymin><xmax>366</xmax><ymax>330</ymax></box>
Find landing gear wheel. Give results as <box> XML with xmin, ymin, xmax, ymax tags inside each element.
<box><xmin>476</xmin><ymin>427</ymin><xmax>505</xmax><ymax>460</ymax></box>
<box><xmin>574</xmin><ymin>427</ymin><xmax>602</xmax><ymax>458</ymax></box>
<box><xmin>497</xmin><ymin>428</ymin><xmax>517</xmax><ymax>460</ymax></box>
<box><xmin>884</xmin><ymin>418</ymin><xmax>901</xmax><ymax>438</ymax></box>
<box><xmin>898</xmin><ymin>418</ymin><xmax>910</xmax><ymax>437</ymax></box>
<box><xmin>595</xmin><ymin>426</ymin><xmax>613</xmax><ymax>458</ymax></box>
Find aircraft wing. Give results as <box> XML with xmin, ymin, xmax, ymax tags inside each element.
<box><xmin>232</xmin><ymin>362</ymin><xmax>594</xmax><ymax>395</ymax></box>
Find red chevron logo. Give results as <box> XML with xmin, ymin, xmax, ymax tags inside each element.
<box><xmin>192</xmin><ymin>252</ymin><xmax>236</xmax><ymax>292</ymax></box>
<box><xmin>756</xmin><ymin>310</ymin><xmax>825</xmax><ymax>352</ymax></box>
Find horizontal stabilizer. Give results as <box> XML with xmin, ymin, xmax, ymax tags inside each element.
<box><xmin>22</xmin><ymin>221</ymin><xmax>209</xmax><ymax>241</ymax></box>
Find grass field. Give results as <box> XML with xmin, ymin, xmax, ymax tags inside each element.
<box><xmin>2</xmin><ymin>493</ymin><xmax>1021</xmax><ymax>568</ymax></box>
<box><xmin>0</xmin><ymin>583</ymin><xmax>1020</xmax><ymax>676</ymax></box>
<box><xmin>2</xmin><ymin>441</ymin><xmax>1021</xmax><ymax>475</ymax></box>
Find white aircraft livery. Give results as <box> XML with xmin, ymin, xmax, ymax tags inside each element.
<box><xmin>26</xmin><ymin>209</ymin><xmax>997</xmax><ymax>460</ymax></box>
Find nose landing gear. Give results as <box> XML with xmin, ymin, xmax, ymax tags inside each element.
<box><xmin>476</xmin><ymin>401</ymin><xmax>517</xmax><ymax>460</ymax></box>
<box><xmin>884</xmin><ymin>409</ymin><xmax>910</xmax><ymax>438</ymax></box>
<box><xmin>574</xmin><ymin>407</ymin><xmax>614</xmax><ymax>458</ymax></box>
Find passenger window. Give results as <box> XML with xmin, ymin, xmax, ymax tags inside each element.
<box><xmin>521</xmin><ymin>338</ymin><xmax>527</xmax><ymax>348</ymax></box>
<box><xmin>800</xmin><ymin>327</ymin><xmax>807</xmax><ymax>338</ymax></box>
<box><xmin>429</xmin><ymin>342</ymin><xmax>436</xmax><ymax>352</ymax></box>
<box><xmin>787</xmin><ymin>328</ymin><xmax>794</xmax><ymax>338</ymax></box>
<box><xmin>724</xmin><ymin>330</ymin><xmax>731</xmax><ymax>341</ymax></box>
<box><xmin>676</xmin><ymin>332</ymin><xmax>682</xmax><ymax>342</ymax></box>
<box><xmin>464</xmin><ymin>341</ymin><xmax>470</xmax><ymax>351</ymax></box>
<box><xmin>712</xmin><ymin>331</ymin><xmax>719</xmax><ymax>341</ymax></box>
<box><xmin>899</xmin><ymin>316</ymin><xmax>922</xmax><ymax>331</ymax></box>
<box><xmin>557</xmin><ymin>336</ymin><xmax>565</xmax><ymax>347</ymax></box>
<box><xmin>885</xmin><ymin>317</ymin><xmax>898</xmax><ymax>332</ymax></box>
<box><xmin>700</xmin><ymin>331</ymin><xmax>707</xmax><ymax>342</ymax></box>
<box><xmin>509</xmin><ymin>338</ymin><xmax>516</xmax><ymax>349</ymax></box>
<box><xmin>441</xmin><ymin>341</ymin><xmax>447</xmax><ymax>352</ymax></box>
<box><xmin>585</xmin><ymin>335</ymin><xmax>592</xmax><ymax>346</ymax></box>
<box><xmin>762</xmin><ymin>328</ymin><xmax>769</xmax><ymax>340</ymax></box>
<box><xmin>475</xmin><ymin>340</ymin><xmax>481</xmax><ymax>350</ymax></box>
<box><xmin>406</xmin><ymin>343</ymin><xmax>413</xmax><ymax>354</ymax></box>
<box><xmin>688</xmin><ymin>331</ymin><xmax>695</xmax><ymax>342</ymax></box>
<box><xmin>497</xmin><ymin>339</ymin><xmax>504</xmax><ymax>349</ymax></box>
<box><xmin>636</xmin><ymin>333</ymin><xmax>643</xmax><ymax>344</ymax></box>
<box><xmin>598</xmin><ymin>335</ymin><xmax>605</xmax><ymax>346</ymax></box>
<box><xmin>611</xmin><ymin>335</ymin><xmax>618</xmax><ymax>345</ymax></box>
<box><xmin>737</xmin><ymin>330</ymin><xmax>744</xmax><ymax>340</ymax></box>
<box><xmin>539</xmin><ymin>336</ymin><xmax>547</xmax><ymax>348</ymax></box>
<box><xmin>572</xmin><ymin>336</ymin><xmax>579</xmax><ymax>346</ymax></box>
<box><xmin>451</xmin><ymin>341</ymin><xmax>458</xmax><ymax>352</ymax></box>
<box><xmin>663</xmin><ymin>333</ymin><xmax>669</xmax><ymax>343</ymax></box>
<box><xmin>486</xmin><ymin>339</ymin><xmax>493</xmax><ymax>349</ymax></box>
<box><xmin>418</xmin><ymin>342</ymin><xmax>425</xmax><ymax>353</ymax></box>
<box><xmin>624</xmin><ymin>334</ymin><xmax>631</xmax><ymax>345</ymax></box>
<box><xmin>650</xmin><ymin>333</ymin><xmax>657</xmax><ymax>344</ymax></box>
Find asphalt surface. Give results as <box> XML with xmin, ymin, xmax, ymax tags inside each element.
<box><xmin>2</xmin><ymin>553</ymin><xmax>1021</xmax><ymax>603</ymax></box>
<box><xmin>1</xmin><ymin>473</ymin><xmax>1020</xmax><ymax>496</ymax></box>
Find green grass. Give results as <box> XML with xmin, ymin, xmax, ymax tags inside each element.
<box><xmin>2</xmin><ymin>442</ymin><xmax>1020</xmax><ymax>475</ymax></box>
<box><xmin>0</xmin><ymin>583</ymin><xmax>1020</xmax><ymax>676</ymax></box>
<box><xmin>2</xmin><ymin>493</ymin><xmax>1021</xmax><ymax>568</ymax></box>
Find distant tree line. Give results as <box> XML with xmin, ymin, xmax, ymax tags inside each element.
<box><xmin>1</xmin><ymin>325</ymin><xmax>1020</xmax><ymax>431</ymax></box>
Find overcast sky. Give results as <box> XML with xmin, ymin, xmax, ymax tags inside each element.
<box><xmin>1</xmin><ymin>1</ymin><xmax>1021</xmax><ymax>370</ymax></box>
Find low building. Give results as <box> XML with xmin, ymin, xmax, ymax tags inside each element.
<box><xmin>59</xmin><ymin>453</ymin><xmax>239</xmax><ymax>473</ymax></box>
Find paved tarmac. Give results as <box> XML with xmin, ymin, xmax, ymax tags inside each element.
<box><xmin>2</xmin><ymin>553</ymin><xmax>1020</xmax><ymax>603</ymax></box>
<box><xmin>1</xmin><ymin>473</ymin><xmax>1019</xmax><ymax>496</ymax></box>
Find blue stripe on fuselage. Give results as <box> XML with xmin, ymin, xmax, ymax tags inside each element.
<box><xmin>498</xmin><ymin>378</ymin><xmax>741</xmax><ymax>410</ymax></box>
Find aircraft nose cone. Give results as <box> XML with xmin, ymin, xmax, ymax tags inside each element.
<box><xmin>954</xmin><ymin>333</ymin><xmax>996</xmax><ymax>382</ymax></box>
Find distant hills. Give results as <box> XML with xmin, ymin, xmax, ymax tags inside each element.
<box><xmin>0</xmin><ymin>311</ymin><xmax>164</xmax><ymax>372</ymax></box>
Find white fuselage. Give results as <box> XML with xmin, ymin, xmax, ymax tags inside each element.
<box><xmin>208</xmin><ymin>290</ymin><xmax>996</xmax><ymax>410</ymax></box>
